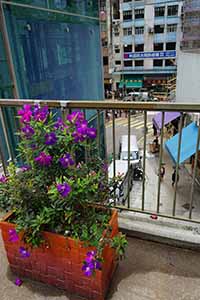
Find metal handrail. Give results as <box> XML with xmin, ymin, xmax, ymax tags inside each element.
<box><xmin>1</xmin><ymin>99</ymin><xmax>200</xmax><ymax>224</ymax></box>
<box><xmin>0</xmin><ymin>99</ymin><xmax>200</xmax><ymax>112</ymax></box>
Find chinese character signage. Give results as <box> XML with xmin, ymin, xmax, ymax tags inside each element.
<box><xmin>124</xmin><ymin>51</ymin><xmax>176</xmax><ymax>59</ymax></box>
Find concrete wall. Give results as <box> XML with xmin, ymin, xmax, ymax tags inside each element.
<box><xmin>176</xmin><ymin>51</ymin><xmax>200</xmax><ymax>103</ymax></box>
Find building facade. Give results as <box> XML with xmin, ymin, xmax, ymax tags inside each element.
<box><xmin>176</xmin><ymin>0</ymin><xmax>200</xmax><ymax>103</ymax></box>
<box><xmin>108</xmin><ymin>0</ymin><xmax>183</xmax><ymax>96</ymax></box>
<box><xmin>100</xmin><ymin>0</ymin><xmax>112</xmax><ymax>96</ymax></box>
<box><xmin>0</xmin><ymin>0</ymin><xmax>104</xmax><ymax>160</ymax></box>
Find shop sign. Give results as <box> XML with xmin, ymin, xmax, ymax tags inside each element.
<box><xmin>124</xmin><ymin>51</ymin><xmax>176</xmax><ymax>59</ymax></box>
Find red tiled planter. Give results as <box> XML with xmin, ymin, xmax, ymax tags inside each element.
<box><xmin>0</xmin><ymin>209</ymin><xmax>118</xmax><ymax>300</ymax></box>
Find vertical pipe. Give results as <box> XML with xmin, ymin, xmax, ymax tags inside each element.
<box><xmin>127</xmin><ymin>110</ymin><xmax>131</xmax><ymax>209</ymax></box>
<box><xmin>112</xmin><ymin>109</ymin><xmax>116</xmax><ymax>178</ymax></box>
<box><xmin>112</xmin><ymin>109</ymin><xmax>116</xmax><ymax>206</ymax></box>
<box><xmin>189</xmin><ymin>123</ymin><xmax>200</xmax><ymax>219</ymax></box>
<box><xmin>0</xmin><ymin>138</ymin><xmax>7</xmax><ymax>175</ymax></box>
<box><xmin>97</xmin><ymin>109</ymin><xmax>101</xmax><ymax>157</ymax></box>
<box><xmin>156</xmin><ymin>111</ymin><xmax>165</xmax><ymax>213</ymax></box>
<box><xmin>172</xmin><ymin>113</ymin><xmax>184</xmax><ymax>216</ymax></box>
<box><xmin>142</xmin><ymin>111</ymin><xmax>147</xmax><ymax>211</ymax></box>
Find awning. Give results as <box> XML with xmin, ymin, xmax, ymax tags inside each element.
<box><xmin>165</xmin><ymin>122</ymin><xmax>200</xmax><ymax>164</ymax></box>
<box><xmin>153</xmin><ymin>112</ymin><xmax>180</xmax><ymax>131</ymax></box>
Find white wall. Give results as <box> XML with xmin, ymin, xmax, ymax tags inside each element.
<box><xmin>176</xmin><ymin>51</ymin><xmax>200</xmax><ymax>103</ymax></box>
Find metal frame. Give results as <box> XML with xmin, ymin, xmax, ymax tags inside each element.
<box><xmin>1</xmin><ymin>99</ymin><xmax>200</xmax><ymax>224</ymax></box>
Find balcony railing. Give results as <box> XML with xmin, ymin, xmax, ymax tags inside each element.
<box><xmin>1</xmin><ymin>99</ymin><xmax>200</xmax><ymax>225</ymax></box>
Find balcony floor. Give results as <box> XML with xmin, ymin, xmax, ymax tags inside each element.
<box><xmin>1</xmin><ymin>235</ymin><xmax>200</xmax><ymax>300</ymax></box>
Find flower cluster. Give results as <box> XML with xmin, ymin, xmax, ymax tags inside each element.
<box><xmin>82</xmin><ymin>251</ymin><xmax>101</xmax><ymax>276</ymax></box>
<box><xmin>0</xmin><ymin>104</ymin><xmax>126</xmax><ymax>279</ymax></box>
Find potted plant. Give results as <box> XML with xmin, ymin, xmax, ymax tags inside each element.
<box><xmin>0</xmin><ymin>104</ymin><xmax>127</xmax><ymax>300</ymax></box>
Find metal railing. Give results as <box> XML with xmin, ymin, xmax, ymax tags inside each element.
<box><xmin>1</xmin><ymin>99</ymin><xmax>200</xmax><ymax>224</ymax></box>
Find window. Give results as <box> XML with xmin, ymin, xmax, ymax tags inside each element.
<box><xmin>153</xmin><ymin>60</ymin><xmax>163</xmax><ymax>67</ymax></box>
<box><xmin>155</xmin><ymin>6</ymin><xmax>165</xmax><ymax>17</ymax></box>
<box><xmin>135</xmin><ymin>60</ymin><xmax>144</xmax><ymax>67</ymax></box>
<box><xmin>167</xmin><ymin>24</ymin><xmax>177</xmax><ymax>33</ymax></box>
<box><xmin>135</xmin><ymin>9</ymin><xmax>144</xmax><ymax>19</ymax></box>
<box><xmin>165</xmin><ymin>59</ymin><xmax>175</xmax><ymax>66</ymax></box>
<box><xmin>154</xmin><ymin>43</ymin><xmax>163</xmax><ymax>51</ymax></box>
<box><xmin>135</xmin><ymin>26</ymin><xmax>144</xmax><ymax>35</ymax></box>
<box><xmin>124</xmin><ymin>44</ymin><xmax>132</xmax><ymax>52</ymax></box>
<box><xmin>115</xmin><ymin>48</ymin><xmax>120</xmax><ymax>54</ymax></box>
<box><xmin>115</xmin><ymin>60</ymin><xmax>121</xmax><ymax>65</ymax></box>
<box><xmin>135</xmin><ymin>44</ymin><xmax>144</xmax><ymax>52</ymax></box>
<box><xmin>102</xmin><ymin>38</ymin><xmax>108</xmax><ymax>47</ymax></box>
<box><xmin>123</xmin><ymin>10</ymin><xmax>132</xmax><ymax>21</ymax></box>
<box><xmin>167</xmin><ymin>5</ymin><xmax>178</xmax><ymax>16</ymax></box>
<box><xmin>124</xmin><ymin>60</ymin><xmax>133</xmax><ymax>67</ymax></box>
<box><xmin>166</xmin><ymin>42</ymin><xmax>176</xmax><ymax>50</ymax></box>
<box><xmin>123</xmin><ymin>0</ymin><xmax>131</xmax><ymax>2</ymax></box>
<box><xmin>123</xmin><ymin>27</ymin><xmax>132</xmax><ymax>36</ymax></box>
<box><xmin>103</xmin><ymin>56</ymin><xmax>108</xmax><ymax>65</ymax></box>
<box><xmin>154</xmin><ymin>25</ymin><xmax>165</xmax><ymax>34</ymax></box>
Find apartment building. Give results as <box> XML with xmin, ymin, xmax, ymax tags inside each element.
<box><xmin>100</xmin><ymin>0</ymin><xmax>112</xmax><ymax>94</ymax></box>
<box><xmin>108</xmin><ymin>0</ymin><xmax>183</xmax><ymax>94</ymax></box>
<box><xmin>176</xmin><ymin>0</ymin><xmax>200</xmax><ymax>103</ymax></box>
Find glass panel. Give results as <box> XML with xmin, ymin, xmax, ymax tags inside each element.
<box><xmin>3</xmin><ymin>4</ymin><xmax>103</xmax><ymax>103</ymax></box>
<box><xmin>10</xmin><ymin>0</ymin><xmax>99</xmax><ymax>18</ymax></box>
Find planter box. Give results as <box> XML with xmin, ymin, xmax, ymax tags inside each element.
<box><xmin>0</xmin><ymin>209</ymin><xmax>118</xmax><ymax>300</ymax></box>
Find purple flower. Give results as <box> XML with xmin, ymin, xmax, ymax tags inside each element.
<box><xmin>35</xmin><ymin>152</ymin><xmax>52</xmax><ymax>166</ymax></box>
<box><xmin>19</xmin><ymin>247</ymin><xmax>30</xmax><ymax>258</ymax></box>
<box><xmin>56</xmin><ymin>182</ymin><xmax>71</xmax><ymax>197</ymax></box>
<box><xmin>33</xmin><ymin>105</ymin><xmax>49</xmax><ymax>122</ymax></box>
<box><xmin>54</xmin><ymin>117</ymin><xmax>68</xmax><ymax>131</ymax></box>
<box><xmin>76</xmin><ymin>120</ymin><xmax>88</xmax><ymax>132</ymax></box>
<box><xmin>8</xmin><ymin>229</ymin><xmax>19</xmax><ymax>242</ymax></box>
<box><xmin>15</xmin><ymin>278</ymin><xmax>23</xmax><ymax>286</ymax></box>
<box><xmin>102</xmin><ymin>163</ymin><xmax>108</xmax><ymax>172</ymax></box>
<box><xmin>94</xmin><ymin>260</ymin><xmax>101</xmax><ymax>270</ymax></box>
<box><xmin>21</xmin><ymin>125</ymin><xmax>34</xmax><ymax>139</ymax></box>
<box><xmin>82</xmin><ymin>251</ymin><xmax>101</xmax><ymax>276</ymax></box>
<box><xmin>20</xmin><ymin>165</ymin><xmax>31</xmax><ymax>172</ymax></box>
<box><xmin>87</xmin><ymin>127</ymin><xmax>96</xmax><ymax>139</ymax></box>
<box><xmin>82</xmin><ymin>264</ymin><xmax>93</xmax><ymax>277</ymax></box>
<box><xmin>45</xmin><ymin>132</ymin><xmax>57</xmax><ymax>145</ymax></box>
<box><xmin>30</xmin><ymin>144</ymin><xmax>37</xmax><ymax>150</ymax></box>
<box><xmin>59</xmin><ymin>153</ymin><xmax>74</xmax><ymax>168</ymax></box>
<box><xmin>18</xmin><ymin>105</ymin><xmax>32</xmax><ymax>123</ymax></box>
<box><xmin>72</xmin><ymin>127</ymin><xmax>87</xmax><ymax>143</ymax></box>
<box><xmin>67</xmin><ymin>111</ymin><xmax>84</xmax><ymax>124</ymax></box>
<box><xmin>0</xmin><ymin>175</ymin><xmax>8</xmax><ymax>183</ymax></box>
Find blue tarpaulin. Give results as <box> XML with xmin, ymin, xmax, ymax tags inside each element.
<box><xmin>165</xmin><ymin>122</ymin><xmax>200</xmax><ymax>164</ymax></box>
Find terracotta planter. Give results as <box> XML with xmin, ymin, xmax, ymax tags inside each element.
<box><xmin>0</xmin><ymin>209</ymin><xmax>118</xmax><ymax>300</ymax></box>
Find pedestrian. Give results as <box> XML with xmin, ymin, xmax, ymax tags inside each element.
<box><xmin>172</xmin><ymin>169</ymin><xmax>179</xmax><ymax>186</ymax></box>
<box><xmin>160</xmin><ymin>166</ymin><xmax>165</xmax><ymax>180</ymax></box>
<box><xmin>153</xmin><ymin>124</ymin><xmax>157</xmax><ymax>136</ymax></box>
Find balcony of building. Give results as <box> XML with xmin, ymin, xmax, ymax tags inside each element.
<box><xmin>1</xmin><ymin>100</ymin><xmax>200</xmax><ymax>300</ymax></box>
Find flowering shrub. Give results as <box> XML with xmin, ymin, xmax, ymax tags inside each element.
<box><xmin>0</xmin><ymin>104</ymin><xmax>127</xmax><ymax>276</ymax></box>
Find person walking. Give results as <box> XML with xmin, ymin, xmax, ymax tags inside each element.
<box><xmin>172</xmin><ymin>169</ymin><xmax>179</xmax><ymax>186</ymax></box>
<box><xmin>160</xmin><ymin>165</ymin><xmax>165</xmax><ymax>180</ymax></box>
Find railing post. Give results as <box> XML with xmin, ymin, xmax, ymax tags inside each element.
<box><xmin>172</xmin><ymin>113</ymin><xmax>184</xmax><ymax>216</ymax></box>
<box><xmin>127</xmin><ymin>110</ymin><xmax>131</xmax><ymax>209</ymax></box>
<box><xmin>189</xmin><ymin>123</ymin><xmax>200</xmax><ymax>219</ymax></box>
<box><xmin>142</xmin><ymin>111</ymin><xmax>147</xmax><ymax>211</ymax></box>
<box><xmin>156</xmin><ymin>111</ymin><xmax>165</xmax><ymax>214</ymax></box>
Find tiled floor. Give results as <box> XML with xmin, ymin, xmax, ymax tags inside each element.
<box><xmin>1</xmin><ymin>235</ymin><xmax>200</xmax><ymax>300</ymax></box>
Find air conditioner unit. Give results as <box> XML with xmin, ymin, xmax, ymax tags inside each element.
<box><xmin>148</xmin><ymin>27</ymin><xmax>154</xmax><ymax>34</ymax></box>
